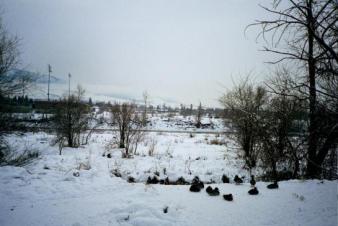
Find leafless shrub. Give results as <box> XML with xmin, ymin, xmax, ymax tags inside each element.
<box><xmin>110</xmin><ymin>102</ymin><xmax>142</xmax><ymax>158</ymax></box>
<box><xmin>52</xmin><ymin>85</ymin><xmax>90</xmax><ymax>152</ymax></box>
<box><xmin>258</xmin><ymin>93</ymin><xmax>303</xmax><ymax>181</ymax></box>
<box><xmin>0</xmin><ymin>142</ymin><xmax>39</xmax><ymax>166</ymax></box>
<box><xmin>165</xmin><ymin>142</ymin><xmax>173</xmax><ymax>158</ymax></box>
<box><xmin>184</xmin><ymin>157</ymin><xmax>193</xmax><ymax>175</ymax></box>
<box><xmin>142</xmin><ymin>91</ymin><xmax>148</xmax><ymax>126</ymax></box>
<box><xmin>219</xmin><ymin>76</ymin><xmax>267</xmax><ymax>174</ymax></box>
<box><xmin>148</xmin><ymin>137</ymin><xmax>157</xmax><ymax>156</ymax></box>
<box><xmin>209</xmin><ymin>139</ymin><xmax>227</xmax><ymax>146</ymax></box>
<box><xmin>195</xmin><ymin>102</ymin><xmax>203</xmax><ymax>128</ymax></box>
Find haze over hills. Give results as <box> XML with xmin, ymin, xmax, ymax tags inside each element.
<box><xmin>8</xmin><ymin>69</ymin><xmax>65</xmax><ymax>84</ymax></box>
<box><xmin>8</xmin><ymin>69</ymin><xmax>182</xmax><ymax>106</ymax></box>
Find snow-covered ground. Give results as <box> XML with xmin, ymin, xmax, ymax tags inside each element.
<box><xmin>146</xmin><ymin>114</ymin><xmax>226</xmax><ymax>132</ymax></box>
<box><xmin>21</xmin><ymin>111</ymin><xmax>228</xmax><ymax>133</ymax></box>
<box><xmin>0</xmin><ymin>132</ymin><xmax>337</xmax><ymax>226</ymax></box>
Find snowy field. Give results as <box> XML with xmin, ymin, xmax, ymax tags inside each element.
<box><xmin>0</xmin><ymin>132</ymin><xmax>337</xmax><ymax>226</ymax></box>
<box><xmin>20</xmin><ymin>112</ymin><xmax>228</xmax><ymax>133</ymax></box>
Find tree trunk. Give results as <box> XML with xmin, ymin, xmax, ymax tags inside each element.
<box><xmin>306</xmin><ymin>1</ymin><xmax>319</xmax><ymax>178</ymax></box>
<box><xmin>119</xmin><ymin>127</ymin><xmax>125</xmax><ymax>148</ymax></box>
<box><xmin>68</xmin><ymin>135</ymin><xmax>73</xmax><ymax>147</ymax></box>
<box><xmin>272</xmin><ymin>161</ymin><xmax>277</xmax><ymax>181</ymax></box>
<box><xmin>293</xmin><ymin>158</ymin><xmax>299</xmax><ymax>179</ymax></box>
<box><xmin>316</xmin><ymin>127</ymin><xmax>338</xmax><ymax>169</ymax></box>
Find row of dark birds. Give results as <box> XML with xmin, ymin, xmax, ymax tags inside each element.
<box><xmin>236</xmin><ymin>175</ymin><xmax>278</xmax><ymax>189</ymax></box>
<box><xmin>189</xmin><ymin>175</ymin><xmax>279</xmax><ymax>201</ymax></box>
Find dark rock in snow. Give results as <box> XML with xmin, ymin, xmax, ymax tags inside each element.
<box><xmin>73</xmin><ymin>172</ymin><xmax>80</xmax><ymax>177</ymax></box>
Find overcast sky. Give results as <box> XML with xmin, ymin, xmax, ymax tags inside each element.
<box><xmin>1</xmin><ymin>0</ymin><xmax>275</xmax><ymax>107</ymax></box>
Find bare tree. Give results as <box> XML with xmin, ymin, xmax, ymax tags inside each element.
<box><xmin>142</xmin><ymin>90</ymin><xmax>148</xmax><ymax>126</ymax></box>
<box><xmin>219</xmin><ymin>77</ymin><xmax>268</xmax><ymax>174</ymax></box>
<box><xmin>196</xmin><ymin>102</ymin><xmax>203</xmax><ymax>128</ymax></box>
<box><xmin>0</xmin><ymin>16</ymin><xmax>20</xmax><ymax>134</ymax></box>
<box><xmin>110</xmin><ymin>102</ymin><xmax>142</xmax><ymax>158</ymax></box>
<box><xmin>0</xmin><ymin>15</ymin><xmax>20</xmax><ymax>160</ymax></box>
<box><xmin>0</xmin><ymin>18</ymin><xmax>21</xmax><ymax>97</ymax></box>
<box><xmin>53</xmin><ymin>85</ymin><xmax>90</xmax><ymax>152</ymax></box>
<box><xmin>12</xmin><ymin>70</ymin><xmax>37</xmax><ymax>98</ymax></box>
<box><xmin>248</xmin><ymin>0</ymin><xmax>338</xmax><ymax>178</ymax></box>
<box><xmin>0</xmin><ymin>15</ymin><xmax>38</xmax><ymax>164</ymax></box>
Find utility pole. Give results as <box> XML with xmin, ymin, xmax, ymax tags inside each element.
<box><xmin>47</xmin><ymin>64</ymin><xmax>52</xmax><ymax>101</ymax></box>
<box><xmin>68</xmin><ymin>73</ymin><xmax>71</xmax><ymax>99</ymax></box>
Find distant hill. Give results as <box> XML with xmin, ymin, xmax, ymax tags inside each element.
<box><xmin>7</xmin><ymin>69</ymin><xmax>65</xmax><ymax>84</ymax></box>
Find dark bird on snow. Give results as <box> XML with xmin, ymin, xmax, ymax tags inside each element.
<box><xmin>248</xmin><ymin>187</ymin><xmax>259</xmax><ymax>195</ymax></box>
<box><xmin>190</xmin><ymin>183</ymin><xmax>201</xmax><ymax>192</ymax></box>
<box><xmin>223</xmin><ymin>194</ymin><xmax>233</xmax><ymax>201</ymax></box>
<box><xmin>164</xmin><ymin>177</ymin><xmax>170</xmax><ymax>185</ymax></box>
<box><xmin>176</xmin><ymin>176</ymin><xmax>188</xmax><ymax>185</ymax></box>
<box><xmin>197</xmin><ymin>181</ymin><xmax>204</xmax><ymax>189</ymax></box>
<box><xmin>192</xmin><ymin>176</ymin><xmax>204</xmax><ymax>189</ymax></box>
<box><xmin>250</xmin><ymin>175</ymin><xmax>256</xmax><ymax>187</ymax></box>
<box><xmin>146</xmin><ymin>176</ymin><xmax>159</xmax><ymax>184</ymax></box>
<box><xmin>210</xmin><ymin>187</ymin><xmax>220</xmax><ymax>196</ymax></box>
<box><xmin>234</xmin><ymin>175</ymin><xmax>243</xmax><ymax>184</ymax></box>
<box><xmin>267</xmin><ymin>181</ymin><xmax>279</xmax><ymax>189</ymax></box>
<box><xmin>206</xmin><ymin>186</ymin><xmax>220</xmax><ymax>196</ymax></box>
<box><xmin>206</xmin><ymin>186</ymin><xmax>213</xmax><ymax>193</ymax></box>
<box><xmin>222</xmin><ymin>174</ymin><xmax>230</xmax><ymax>183</ymax></box>
<box><xmin>192</xmin><ymin>176</ymin><xmax>200</xmax><ymax>184</ymax></box>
